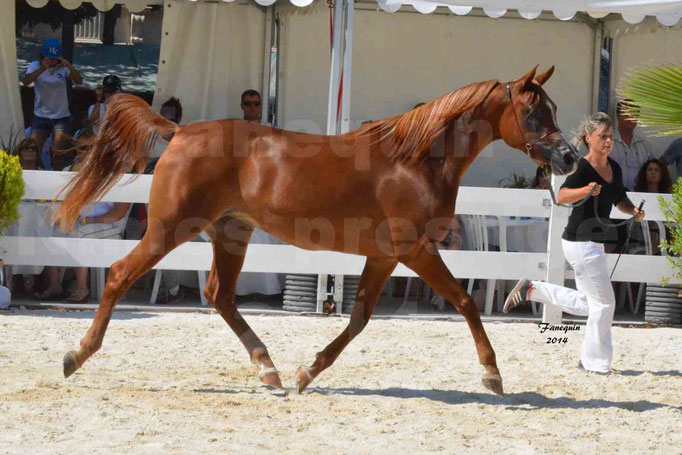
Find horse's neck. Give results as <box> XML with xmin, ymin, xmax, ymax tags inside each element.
<box><xmin>437</xmin><ymin>111</ymin><xmax>501</xmax><ymax>185</ymax></box>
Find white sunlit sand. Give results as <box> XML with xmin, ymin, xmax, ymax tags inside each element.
<box><xmin>0</xmin><ymin>309</ymin><xmax>680</xmax><ymax>454</ymax></box>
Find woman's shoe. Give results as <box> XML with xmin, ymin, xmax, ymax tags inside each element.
<box><xmin>503</xmin><ymin>278</ymin><xmax>533</xmax><ymax>313</ymax></box>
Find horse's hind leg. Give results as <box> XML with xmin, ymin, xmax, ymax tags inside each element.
<box><xmin>63</xmin><ymin>215</ymin><xmax>213</xmax><ymax>378</ymax></box>
<box><xmin>402</xmin><ymin>243</ymin><xmax>503</xmax><ymax>396</ymax></box>
<box><xmin>203</xmin><ymin>216</ymin><xmax>284</xmax><ymax>389</ymax></box>
<box><xmin>297</xmin><ymin>257</ymin><xmax>397</xmax><ymax>393</ymax></box>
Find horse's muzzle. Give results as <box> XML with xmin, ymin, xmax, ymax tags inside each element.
<box><xmin>550</xmin><ymin>145</ymin><xmax>579</xmax><ymax>176</ymax></box>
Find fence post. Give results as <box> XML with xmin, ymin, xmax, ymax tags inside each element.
<box><xmin>543</xmin><ymin>176</ymin><xmax>570</xmax><ymax>324</ymax></box>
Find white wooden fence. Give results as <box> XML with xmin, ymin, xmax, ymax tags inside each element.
<box><xmin>1</xmin><ymin>170</ymin><xmax>677</xmax><ymax>323</ymax></box>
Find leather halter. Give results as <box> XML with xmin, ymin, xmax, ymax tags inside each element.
<box><xmin>505</xmin><ymin>83</ymin><xmax>557</xmax><ymax>156</ymax></box>
<box><xmin>506</xmin><ymin>83</ymin><xmax>595</xmax><ymax>208</ymax></box>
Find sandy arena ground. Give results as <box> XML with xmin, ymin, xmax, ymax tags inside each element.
<box><xmin>0</xmin><ymin>309</ymin><xmax>680</xmax><ymax>455</ymax></box>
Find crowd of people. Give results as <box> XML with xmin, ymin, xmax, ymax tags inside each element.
<box><xmin>2</xmin><ymin>38</ymin><xmax>276</xmax><ymax>305</ymax></box>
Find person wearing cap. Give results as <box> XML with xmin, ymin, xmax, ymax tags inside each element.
<box><xmin>86</xmin><ymin>75</ymin><xmax>122</xmax><ymax>134</ymax></box>
<box><xmin>22</xmin><ymin>39</ymin><xmax>82</xmax><ymax>170</ymax></box>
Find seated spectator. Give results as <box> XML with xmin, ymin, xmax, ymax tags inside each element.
<box><xmin>634</xmin><ymin>158</ymin><xmax>673</xmax><ymax>194</ymax></box>
<box><xmin>632</xmin><ymin>158</ymin><xmax>673</xmax><ymax>256</ymax></box>
<box><xmin>6</xmin><ymin>139</ymin><xmax>47</xmax><ymax>295</ymax></box>
<box><xmin>146</xmin><ymin>97</ymin><xmax>185</xmax><ymax>302</ymax></box>
<box><xmin>0</xmin><ymin>259</ymin><xmax>9</xmax><ymax>309</ymax></box>
<box><xmin>148</xmin><ymin>96</ymin><xmax>183</xmax><ymax>170</ymax></box>
<box><xmin>87</xmin><ymin>75</ymin><xmax>122</xmax><ymax>135</ymax></box>
<box><xmin>17</xmin><ymin>138</ymin><xmax>40</xmax><ymax>171</ymax></box>
<box><xmin>533</xmin><ymin>166</ymin><xmax>551</xmax><ymax>190</ymax></box>
<box><xmin>64</xmin><ymin>148</ymin><xmax>131</xmax><ymax>303</ymax></box>
<box><xmin>430</xmin><ymin>215</ymin><xmax>463</xmax><ymax>310</ymax></box>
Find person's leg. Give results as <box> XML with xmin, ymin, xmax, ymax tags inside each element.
<box><xmin>35</xmin><ymin>266</ymin><xmax>63</xmax><ymax>298</ymax></box>
<box><xmin>567</xmin><ymin>241</ymin><xmax>615</xmax><ymax>373</ymax></box>
<box><xmin>68</xmin><ymin>267</ymin><xmax>89</xmax><ymax>302</ymax></box>
<box><xmin>52</xmin><ymin>127</ymin><xmax>72</xmax><ymax>171</ymax></box>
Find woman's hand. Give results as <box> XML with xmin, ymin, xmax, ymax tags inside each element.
<box><xmin>584</xmin><ymin>182</ymin><xmax>601</xmax><ymax>198</ymax></box>
<box><xmin>633</xmin><ymin>207</ymin><xmax>645</xmax><ymax>222</ymax></box>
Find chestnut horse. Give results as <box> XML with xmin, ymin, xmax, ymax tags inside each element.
<box><xmin>55</xmin><ymin>67</ymin><xmax>578</xmax><ymax>396</ymax></box>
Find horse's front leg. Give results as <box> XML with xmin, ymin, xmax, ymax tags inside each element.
<box><xmin>402</xmin><ymin>243</ymin><xmax>504</xmax><ymax>396</ymax></box>
<box><xmin>296</xmin><ymin>257</ymin><xmax>397</xmax><ymax>393</ymax></box>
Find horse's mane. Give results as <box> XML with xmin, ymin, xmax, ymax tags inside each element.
<box><xmin>356</xmin><ymin>79</ymin><xmax>499</xmax><ymax>163</ymax></box>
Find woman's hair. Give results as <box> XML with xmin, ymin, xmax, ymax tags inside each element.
<box><xmin>634</xmin><ymin>158</ymin><xmax>673</xmax><ymax>193</ymax></box>
<box><xmin>533</xmin><ymin>165</ymin><xmax>551</xmax><ymax>188</ymax></box>
<box><xmin>572</xmin><ymin>112</ymin><xmax>613</xmax><ymax>150</ymax></box>
<box><xmin>161</xmin><ymin>97</ymin><xmax>183</xmax><ymax>123</ymax></box>
<box><xmin>16</xmin><ymin>138</ymin><xmax>40</xmax><ymax>168</ymax></box>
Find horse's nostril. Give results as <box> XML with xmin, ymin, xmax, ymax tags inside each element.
<box><xmin>562</xmin><ymin>150</ymin><xmax>575</xmax><ymax>166</ymax></box>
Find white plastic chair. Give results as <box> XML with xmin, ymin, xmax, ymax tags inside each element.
<box><xmin>88</xmin><ymin>206</ymin><xmax>134</xmax><ymax>301</ymax></box>
<box><xmin>460</xmin><ymin>215</ymin><xmax>506</xmax><ymax>315</ymax></box>
<box><xmin>149</xmin><ymin>231</ymin><xmax>210</xmax><ymax>306</ymax></box>
<box><xmin>619</xmin><ymin>220</ymin><xmax>666</xmax><ymax>314</ymax></box>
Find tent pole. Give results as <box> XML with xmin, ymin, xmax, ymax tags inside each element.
<box><xmin>340</xmin><ymin>0</ymin><xmax>355</xmax><ymax>134</ymax></box>
<box><xmin>261</xmin><ymin>6</ymin><xmax>274</xmax><ymax>125</ymax></box>
<box><xmin>326</xmin><ymin>0</ymin><xmax>344</xmax><ymax>135</ymax></box>
<box><xmin>591</xmin><ymin>21</ymin><xmax>604</xmax><ymax>112</ymax></box>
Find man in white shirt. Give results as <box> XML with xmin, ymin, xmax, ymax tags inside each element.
<box><xmin>610</xmin><ymin>100</ymin><xmax>654</xmax><ymax>190</ymax></box>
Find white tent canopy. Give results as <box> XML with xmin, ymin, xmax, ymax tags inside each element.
<box><xmin>378</xmin><ymin>0</ymin><xmax>682</xmax><ymax>25</ymax></box>
<box><xmin>22</xmin><ymin>0</ymin><xmax>682</xmax><ymax>25</ymax></box>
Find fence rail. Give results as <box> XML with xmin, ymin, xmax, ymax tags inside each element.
<box><xmin>1</xmin><ymin>171</ymin><xmax>678</xmax><ymax>320</ymax></box>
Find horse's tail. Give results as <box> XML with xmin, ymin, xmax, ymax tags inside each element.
<box><xmin>53</xmin><ymin>94</ymin><xmax>178</xmax><ymax>232</ymax></box>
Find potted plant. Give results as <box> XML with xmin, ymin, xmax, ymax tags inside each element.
<box><xmin>0</xmin><ymin>148</ymin><xmax>24</xmax><ymax>235</ymax></box>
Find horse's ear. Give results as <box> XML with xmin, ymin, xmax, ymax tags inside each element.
<box><xmin>534</xmin><ymin>66</ymin><xmax>555</xmax><ymax>86</ymax></box>
<box><xmin>519</xmin><ymin>66</ymin><xmax>538</xmax><ymax>89</ymax></box>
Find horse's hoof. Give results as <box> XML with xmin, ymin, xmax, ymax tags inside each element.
<box><xmin>259</xmin><ymin>367</ymin><xmax>284</xmax><ymax>390</ymax></box>
<box><xmin>296</xmin><ymin>366</ymin><xmax>313</xmax><ymax>394</ymax></box>
<box><xmin>63</xmin><ymin>351</ymin><xmax>80</xmax><ymax>378</ymax></box>
<box><xmin>482</xmin><ymin>373</ymin><xmax>504</xmax><ymax>397</ymax></box>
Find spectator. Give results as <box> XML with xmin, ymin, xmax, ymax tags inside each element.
<box><xmin>147</xmin><ymin>97</ymin><xmax>183</xmax><ymax>172</ymax></box>
<box><xmin>633</xmin><ymin>158</ymin><xmax>673</xmax><ymax>255</ymax></box>
<box><xmin>147</xmin><ymin>97</ymin><xmax>187</xmax><ymax>303</ymax></box>
<box><xmin>64</xmin><ymin>148</ymin><xmax>131</xmax><ymax>303</ymax></box>
<box><xmin>236</xmin><ymin>89</ymin><xmax>282</xmax><ymax>298</ymax></box>
<box><xmin>241</xmin><ymin>89</ymin><xmax>264</xmax><ymax>123</ymax></box>
<box><xmin>23</xmin><ymin>127</ymin><xmax>50</xmax><ymax>170</ymax></box>
<box><xmin>87</xmin><ymin>75</ymin><xmax>122</xmax><ymax>135</ymax></box>
<box><xmin>17</xmin><ymin>138</ymin><xmax>40</xmax><ymax>171</ymax></box>
<box><xmin>22</xmin><ymin>39</ymin><xmax>82</xmax><ymax>170</ymax></box>
<box><xmin>634</xmin><ymin>158</ymin><xmax>673</xmax><ymax>194</ymax></box>
<box><xmin>7</xmin><ymin>139</ymin><xmax>45</xmax><ymax>295</ymax></box>
<box><xmin>0</xmin><ymin>259</ymin><xmax>9</xmax><ymax>309</ymax></box>
<box><xmin>610</xmin><ymin>100</ymin><xmax>654</xmax><ymax>190</ymax></box>
<box><xmin>660</xmin><ymin>137</ymin><xmax>682</xmax><ymax>180</ymax></box>
<box><xmin>533</xmin><ymin>166</ymin><xmax>551</xmax><ymax>190</ymax></box>
<box><xmin>430</xmin><ymin>215</ymin><xmax>463</xmax><ymax>311</ymax></box>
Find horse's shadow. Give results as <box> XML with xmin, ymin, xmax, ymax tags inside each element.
<box><xmin>306</xmin><ymin>387</ymin><xmax>682</xmax><ymax>412</ymax></box>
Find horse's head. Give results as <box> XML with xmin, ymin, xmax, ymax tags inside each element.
<box><xmin>498</xmin><ymin>66</ymin><xmax>578</xmax><ymax>176</ymax></box>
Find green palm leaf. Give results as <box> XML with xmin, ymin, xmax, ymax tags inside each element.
<box><xmin>621</xmin><ymin>63</ymin><xmax>682</xmax><ymax>136</ymax></box>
